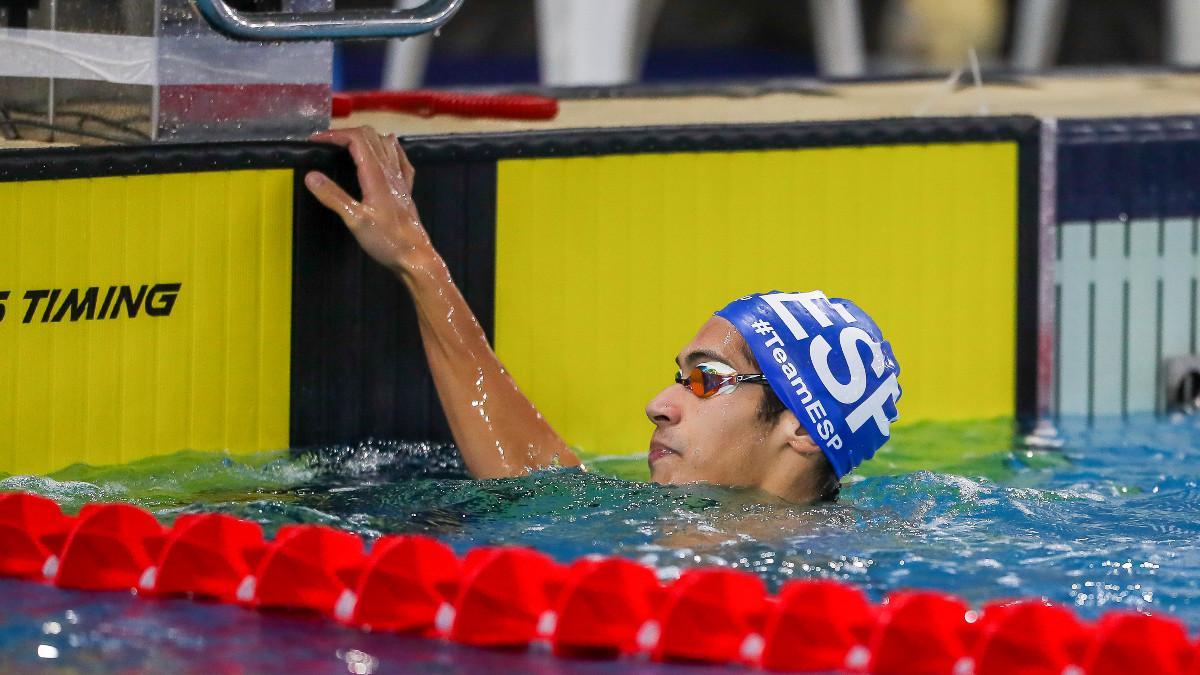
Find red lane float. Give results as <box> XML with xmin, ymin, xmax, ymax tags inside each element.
<box><xmin>643</xmin><ymin>567</ymin><xmax>768</xmax><ymax>664</ymax></box>
<box><xmin>238</xmin><ymin>524</ymin><xmax>365</xmax><ymax>613</ymax></box>
<box><xmin>50</xmin><ymin>503</ymin><xmax>165</xmax><ymax>591</ymax></box>
<box><xmin>336</xmin><ymin>534</ymin><xmax>460</xmax><ymax>633</ymax></box>
<box><xmin>756</xmin><ymin>579</ymin><xmax>873</xmax><ymax>672</ymax></box>
<box><xmin>550</xmin><ymin>556</ymin><xmax>662</xmax><ymax>657</ymax></box>
<box><xmin>971</xmin><ymin>600</ymin><xmax>1091</xmax><ymax>675</ymax></box>
<box><xmin>865</xmin><ymin>591</ymin><xmax>973</xmax><ymax>675</ymax></box>
<box><xmin>1081</xmin><ymin>611</ymin><xmax>1192</xmax><ymax>675</ymax></box>
<box><xmin>442</xmin><ymin>546</ymin><xmax>564</xmax><ymax>647</ymax></box>
<box><xmin>0</xmin><ymin>490</ymin><xmax>1196</xmax><ymax>675</ymax></box>
<box><xmin>142</xmin><ymin>513</ymin><xmax>266</xmax><ymax>601</ymax></box>
<box><xmin>0</xmin><ymin>493</ymin><xmax>73</xmax><ymax>579</ymax></box>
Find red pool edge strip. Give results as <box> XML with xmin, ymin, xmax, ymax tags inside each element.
<box><xmin>331</xmin><ymin>90</ymin><xmax>559</xmax><ymax>120</ymax></box>
<box><xmin>1</xmin><ymin>491</ymin><xmax>1199</xmax><ymax>674</ymax></box>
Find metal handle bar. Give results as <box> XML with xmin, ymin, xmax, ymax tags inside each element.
<box><xmin>193</xmin><ymin>0</ymin><xmax>464</xmax><ymax>41</ymax></box>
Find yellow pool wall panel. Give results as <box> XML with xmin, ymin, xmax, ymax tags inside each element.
<box><xmin>495</xmin><ymin>143</ymin><xmax>1019</xmax><ymax>456</ymax></box>
<box><xmin>0</xmin><ymin>169</ymin><xmax>293</xmax><ymax>475</ymax></box>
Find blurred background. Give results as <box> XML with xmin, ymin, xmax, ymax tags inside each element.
<box><xmin>334</xmin><ymin>0</ymin><xmax>1173</xmax><ymax>90</ymax></box>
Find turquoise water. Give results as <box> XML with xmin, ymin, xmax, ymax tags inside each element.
<box><xmin>1</xmin><ymin>415</ymin><xmax>1199</xmax><ymax>670</ymax></box>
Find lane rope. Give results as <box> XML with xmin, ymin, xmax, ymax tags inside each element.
<box><xmin>0</xmin><ymin>491</ymin><xmax>1195</xmax><ymax>673</ymax></box>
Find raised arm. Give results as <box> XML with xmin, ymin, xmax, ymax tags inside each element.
<box><xmin>304</xmin><ymin>126</ymin><xmax>580</xmax><ymax>478</ymax></box>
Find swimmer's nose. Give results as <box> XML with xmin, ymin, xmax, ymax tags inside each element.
<box><xmin>645</xmin><ymin>386</ymin><xmax>681</xmax><ymax>427</ymax></box>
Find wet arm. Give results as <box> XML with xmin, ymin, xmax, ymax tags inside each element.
<box><xmin>304</xmin><ymin>127</ymin><xmax>580</xmax><ymax>478</ymax></box>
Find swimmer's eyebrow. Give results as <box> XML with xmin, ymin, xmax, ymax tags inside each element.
<box><xmin>675</xmin><ymin>349</ymin><xmax>730</xmax><ymax>370</ymax></box>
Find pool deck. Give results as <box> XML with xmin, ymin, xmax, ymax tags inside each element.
<box><xmin>340</xmin><ymin>71</ymin><xmax>1200</xmax><ymax>137</ymax></box>
<box><xmin>3</xmin><ymin>70</ymin><xmax>1200</xmax><ymax>151</ymax></box>
<box><xmin>0</xmin><ymin>139</ymin><xmax>72</xmax><ymax>150</ymax></box>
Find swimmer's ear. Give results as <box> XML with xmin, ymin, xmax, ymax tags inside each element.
<box><xmin>778</xmin><ymin>410</ymin><xmax>822</xmax><ymax>457</ymax></box>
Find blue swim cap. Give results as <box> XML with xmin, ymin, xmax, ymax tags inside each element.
<box><xmin>716</xmin><ymin>291</ymin><xmax>901</xmax><ymax>478</ymax></box>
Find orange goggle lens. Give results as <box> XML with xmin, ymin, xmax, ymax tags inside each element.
<box><xmin>675</xmin><ymin>365</ymin><xmax>733</xmax><ymax>398</ymax></box>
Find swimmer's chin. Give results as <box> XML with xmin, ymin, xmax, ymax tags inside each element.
<box><xmin>648</xmin><ymin>462</ymin><xmax>680</xmax><ymax>485</ymax></box>
<box><xmin>649</xmin><ymin>467</ymin><xmax>709</xmax><ymax>487</ymax></box>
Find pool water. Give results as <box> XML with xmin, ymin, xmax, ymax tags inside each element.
<box><xmin>1</xmin><ymin>415</ymin><xmax>1199</xmax><ymax>671</ymax></box>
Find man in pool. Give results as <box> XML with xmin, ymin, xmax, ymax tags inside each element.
<box><xmin>304</xmin><ymin>127</ymin><xmax>901</xmax><ymax>504</ymax></box>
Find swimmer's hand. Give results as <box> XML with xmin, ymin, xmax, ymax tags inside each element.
<box><xmin>304</xmin><ymin>127</ymin><xmax>435</xmax><ymax>280</ymax></box>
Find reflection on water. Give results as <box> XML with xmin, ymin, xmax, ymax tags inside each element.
<box><xmin>0</xmin><ymin>577</ymin><xmax>732</xmax><ymax>673</ymax></box>
<box><xmin>1</xmin><ymin>415</ymin><xmax>1199</xmax><ymax>670</ymax></box>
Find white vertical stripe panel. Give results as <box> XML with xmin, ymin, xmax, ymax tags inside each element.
<box><xmin>1161</xmin><ymin>219</ymin><xmax>1194</xmax><ymax>404</ymax></box>
<box><xmin>1126</xmin><ymin>220</ymin><xmax>1160</xmax><ymax>414</ymax></box>
<box><xmin>1092</xmin><ymin>221</ymin><xmax>1127</xmax><ymax>416</ymax></box>
<box><xmin>1056</xmin><ymin>223</ymin><xmax>1091</xmax><ymax>417</ymax></box>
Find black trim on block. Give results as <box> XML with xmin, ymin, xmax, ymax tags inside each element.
<box><xmin>401</xmin><ymin>116</ymin><xmax>1041</xmax><ymax>162</ymax></box>
<box><xmin>0</xmin><ymin>116</ymin><xmax>1039</xmax><ymax>182</ymax></box>
<box><xmin>0</xmin><ymin>141</ymin><xmax>344</xmax><ymax>183</ymax></box>
<box><xmin>1014</xmin><ymin>124</ymin><xmax>1043</xmax><ymax>424</ymax></box>
<box><xmin>286</xmin><ymin>148</ymin><xmax>497</xmax><ymax>448</ymax></box>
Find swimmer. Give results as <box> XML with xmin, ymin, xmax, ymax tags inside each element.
<box><xmin>305</xmin><ymin>126</ymin><xmax>901</xmax><ymax>504</ymax></box>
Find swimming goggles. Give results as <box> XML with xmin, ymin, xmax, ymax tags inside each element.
<box><xmin>675</xmin><ymin>361</ymin><xmax>769</xmax><ymax>399</ymax></box>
